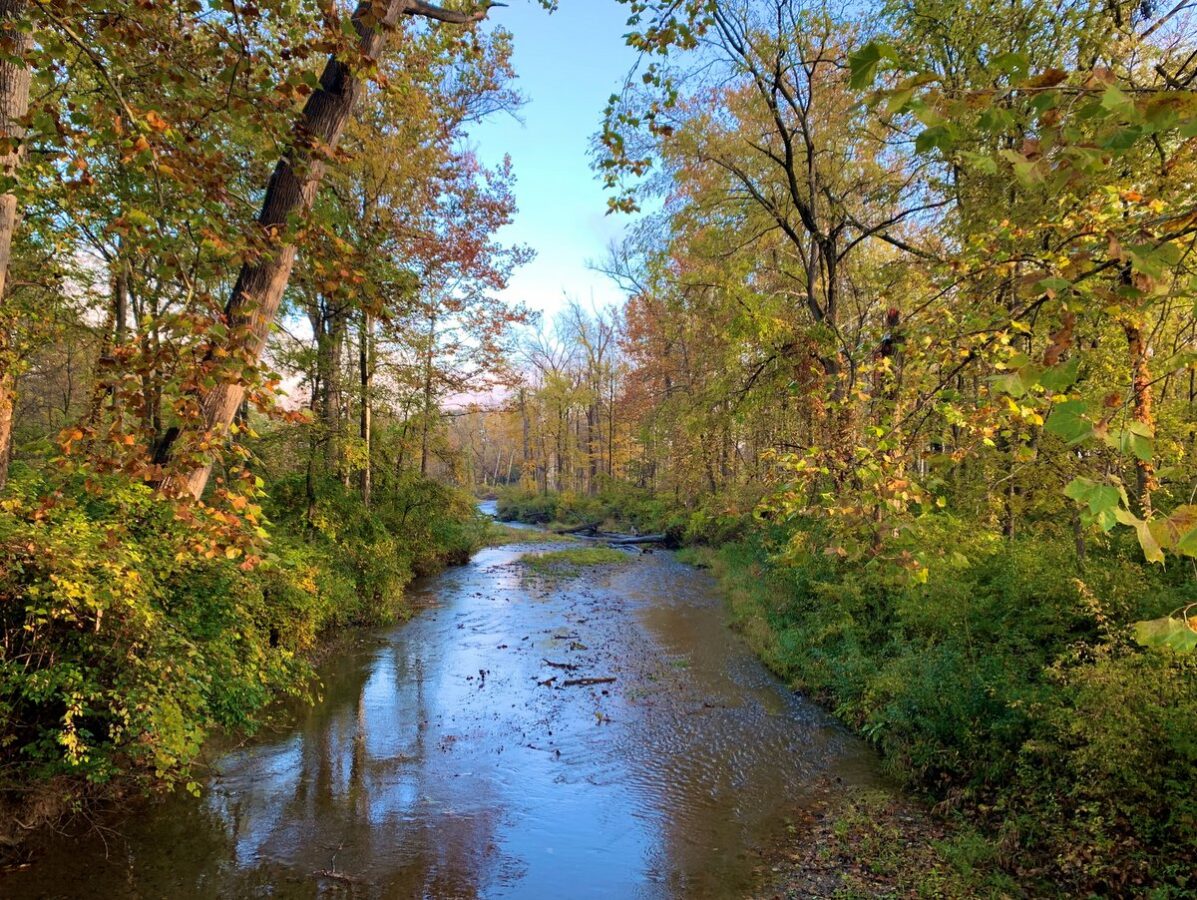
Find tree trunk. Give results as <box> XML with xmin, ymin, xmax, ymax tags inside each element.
<box><xmin>359</xmin><ymin>310</ymin><xmax>372</xmax><ymax>506</ymax></box>
<box><xmin>316</xmin><ymin>307</ymin><xmax>346</xmax><ymax>476</ymax></box>
<box><xmin>0</xmin><ymin>0</ymin><xmax>31</xmax><ymax>494</ymax></box>
<box><xmin>162</xmin><ymin>0</ymin><xmax>495</xmax><ymax>499</ymax></box>
<box><xmin>113</xmin><ymin>252</ymin><xmax>129</xmax><ymax>345</ymax></box>
<box><xmin>1125</xmin><ymin>318</ymin><xmax>1157</xmax><ymax>516</ymax></box>
<box><xmin>586</xmin><ymin>401</ymin><xmax>598</xmax><ymax>495</ymax></box>
<box><xmin>420</xmin><ymin>308</ymin><xmax>436</xmax><ymax>477</ymax></box>
<box><xmin>607</xmin><ymin>379</ymin><xmax>615</xmax><ymax>478</ymax></box>
<box><xmin>519</xmin><ymin>387</ymin><xmax>531</xmax><ymax>487</ymax></box>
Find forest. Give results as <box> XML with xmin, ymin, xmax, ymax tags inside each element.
<box><xmin>0</xmin><ymin>0</ymin><xmax>1195</xmax><ymax>896</ymax></box>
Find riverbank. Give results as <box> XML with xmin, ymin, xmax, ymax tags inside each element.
<box><xmin>0</xmin><ymin>473</ymin><xmax>496</xmax><ymax>862</ymax></box>
<box><xmin>494</xmin><ymin>488</ymin><xmax>1197</xmax><ymax>896</ymax></box>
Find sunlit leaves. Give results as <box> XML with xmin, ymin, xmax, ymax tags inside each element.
<box><xmin>1045</xmin><ymin>399</ymin><xmax>1092</xmax><ymax>444</ymax></box>
<box><xmin>1134</xmin><ymin>611</ymin><xmax>1197</xmax><ymax>652</ymax></box>
<box><xmin>1064</xmin><ymin>476</ymin><xmax>1124</xmax><ymax>532</ymax></box>
<box><xmin>848</xmin><ymin>40</ymin><xmax>900</xmax><ymax>90</ymax></box>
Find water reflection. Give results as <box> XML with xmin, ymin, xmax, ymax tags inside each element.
<box><xmin>4</xmin><ymin>542</ymin><xmax>878</xmax><ymax>899</ymax></box>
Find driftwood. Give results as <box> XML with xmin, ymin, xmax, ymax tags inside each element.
<box><xmin>542</xmin><ymin>659</ymin><xmax>581</xmax><ymax>671</ymax></box>
<box><xmin>549</xmin><ymin>520</ymin><xmax>670</xmax><ymax>546</ymax></box>
<box><xmin>313</xmin><ymin>870</ymin><xmax>366</xmax><ymax>885</ymax></box>
<box><xmin>600</xmin><ymin>533</ymin><xmax>667</xmax><ymax>546</ymax></box>
<box><xmin>562</xmin><ymin>677</ymin><xmax>617</xmax><ymax>687</ymax></box>
<box><xmin>553</xmin><ymin>521</ymin><xmax>601</xmax><ymax>535</ymax></box>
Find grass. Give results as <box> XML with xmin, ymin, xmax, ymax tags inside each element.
<box><xmin>757</xmin><ymin>788</ymin><xmax>1018</xmax><ymax>899</ymax></box>
<box><xmin>520</xmin><ymin>546</ymin><xmax>630</xmax><ymax>576</ymax></box>
<box><xmin>482</xmin><ymin>522</ymin><xmax>576</xmax><ymax>547</ymax></box>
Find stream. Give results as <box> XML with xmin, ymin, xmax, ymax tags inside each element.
<box><xmin>4</xmin><ymin>504</ymin><xmax>881</xmax><ymax>899</ymax></box>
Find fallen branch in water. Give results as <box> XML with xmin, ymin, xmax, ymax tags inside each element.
<box><xmin>554</xmin><ymin>521</ymin><xmax>601</xmax><ymax>535</ymax></box>
<box><xmin>597</xmin><ymin>533</ymin><xmax>667</xmax><ymax>546</ymax></box>
<box><xmin>313</xmin><ymin>870</ymin><xmax>366</xmax><ymax>884</ymax></box>
<box><xmin>562</xmin><ymin>677</ymin><xmax>617</xmax><ymax>687</ymax></box>
<box><xmin>543</xmin><ymin>659</ymin><xmax>581</xmax><ymax>671</ymax></box>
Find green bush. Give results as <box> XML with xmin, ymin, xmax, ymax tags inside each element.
<box><xmin>706</xmin><ymin>515</ymin><xmax>1197</xmax><ymax>894</ymax></box>
<box><xmin>0</xmin><ymin>474</ymin><xmax>311</xmax><ymax>790</ymax></box>
<box><xmin>0</xmin><ymin>470</ymin><xmax>486</xmax><ymax>805</ymax></box>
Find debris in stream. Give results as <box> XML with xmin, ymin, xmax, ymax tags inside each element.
<box><xmin>562</xmin><ymin>677</ymin><xmax>617</xmax><ymax>687</ymax></box>
<box><xmin>312</xmin><ymin>869</ymin><xmax>366</xmax><ymax>885</ymax></box>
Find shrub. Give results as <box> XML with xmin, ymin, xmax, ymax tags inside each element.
<box><xmin>705</xmin><ymin>515</ymin><xmax>1197</xmax><ymax>893</ymax></box>
<box><xmin>0</xmin><ymin>470</ymin><xmax>486</xmax><ymax>809</ymax></box>
<box><xmin>0</xmin><ymin>474</ymin><xmax>312</xmax><ymax>791</ymax></box>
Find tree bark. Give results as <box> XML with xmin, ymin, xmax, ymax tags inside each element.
<box><xmin>519</xmin><ymin>386</ymin><xmax>531</xmax><ymax>487</ymax></box>
<box><xmin>0</xmin><ymin>0</ymin><xmax>31</xmax><ymax>494</ymax></box>
<box><xmin>162</xmin><ymin>0</ymin><xmax>496</xmax><ymax>499</ymax></box>
<box><xmin>420</xmin><ymin>307</ymin><xmax>436</xmax><ymax>477</ymax></box>
<box><xmin>359</xmin><ymin>310</ymin><xmax>372</xmax><ymax>506</ymax></box>
<box><xmin>1125</xmin><ymin>318</ymin><xmax>1157</xmax><ymax>516</ymax></box>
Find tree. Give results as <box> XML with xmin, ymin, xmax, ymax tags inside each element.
<box><xmin>0</xmin><ymin>0</ymin><xmax>32</xmax><ymax>491</ymax></box>
<box><xmin>160</xmin><ymin>0</ymin><xmax>507</xmax><ymax>499</ymax></box>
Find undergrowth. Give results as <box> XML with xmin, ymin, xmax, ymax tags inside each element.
<box><xmin>0</xmin><ymin>469</ymin><xmax>487</xmax><ymax>849</ymax></box>
<box><xmin>701</xmin><ymin>518</ymin><xmax>1197</xmax><ymax>896</ymax></box>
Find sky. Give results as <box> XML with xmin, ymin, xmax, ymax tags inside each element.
<box><xmin>468</xmin><ymin>1</ymin><xmax>643</xmax><ymax>325</ymax></box>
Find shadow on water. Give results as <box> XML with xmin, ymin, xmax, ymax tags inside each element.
<box><xmin>4</xmin><ymin>512</ymin><xmax>880</xmax><ymax>899</ymax></box>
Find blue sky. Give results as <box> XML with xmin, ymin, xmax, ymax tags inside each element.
<box><xmin>469</xmin><ymin>1</ymin><xmax>642</xmax><ymax>324</ymax></box>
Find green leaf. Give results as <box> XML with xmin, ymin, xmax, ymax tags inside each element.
<box><xmin>1100</xmin><ymin>85</ymin><xmax>1137</xmax><ymax>119</ymax></box>
<box><xmin>978</xmin><ymin>107</ymin><xmax>1015</xmax><ymax>132</ymax></box>
<box><xmin>1063</xmin><ymin>476</ymin><xmax>1095</xmax><ymax>501</ymax></box>
<box><xmin>1034</xmin><ymin>276</ymin><xmax>1072</xmax><ymax>294</ymax></box>
<box><xmin>914</xmin><ymin>125</ymin><xmax>954</xmax><ymax>154</ymax></box>
<box><xmin>1039</xmin><ymin>357</ymin><xmax>1080</xmax><ymax>392</ymax></box>
<box><xmin>991</xmin><ymin>51</ymin><xmax>1029</xmax><ymax>77</ymax></box>
<box><xmin>959</xmin><ymin>150</ymin><xmax>998</xmax><ymax>174</ymax></box>
<box><xmin>849</xmin><ymin>41</ymin><xmax>897</xmax><ymax>90</ymax></box>
<box><xmin>1133</xmin><ymin>616</ymin><xmax>1197</xmax><ymax>651</ymax></box>
<box><xmin>989</xmin><ymin>371</ymin><xmax>1025</xmax><ymax>398</ymax></box>
<box><xmin>1045</xmin><ymin>400</ymin><xmax>1090</xmax><ymax>443</ymax></box>
<box><xmin>1113</xmin><ymin>425</ymin><xmax>1154</xmax><ymax>462</ymax></box>
<box><xmin>1093</xmin><ymin>507</ymin><xmax>1119</xmax><ymax>531</ymax></box>
<box><xmin>1100</xmin><ymin>125</ymin><xmax>1143</xmax><ymax>152</ymax></box>
<box><xmin>1114</xmin><ymin>507</ymin><xmax>1165</xmax><ymax>563</ymax></box>
<box><xmin>1065</xmin><ymin>477</ymin><xmax>1122</xmax><ymax>524</ymax></box>
<box><xmin>998</xmin><ymin>149</ymin><xmax>1041</xmax><ymax>185</ymax></box>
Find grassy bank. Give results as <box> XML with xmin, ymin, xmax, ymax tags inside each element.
<box><xmin>698</xmin><ymin>526</ymin><xmax>1197</xmax><ymax>896</ymax></box>
<box><xmin>498</xmin><ymin>488</ymin><xmax>1197</xmax><ymax>895</ymax></box>
<box><xmin>520</xmin><ymin>546</ymin><xmax>630</xmax><ymax>577</ymax></box>
<box><xmin>0</xmin><ymin>470</ymin><xmax>490</xmax><ymax>853</ymax></box>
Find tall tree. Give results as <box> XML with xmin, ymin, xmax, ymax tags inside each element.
<box><xmin>161</xmin><ymin>0</ymin><xmax>504</xmax><ymax>499</ymax></box>
<box><xmin>0</xmin><ymin>0</ymin><xmax>32</xmax><ymax>491</ymax></box>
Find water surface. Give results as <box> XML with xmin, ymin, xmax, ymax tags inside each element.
<box><xmin>4</xmin><ymin>513</ymin><xmax>879</xmax><ymax>898</ymax></box>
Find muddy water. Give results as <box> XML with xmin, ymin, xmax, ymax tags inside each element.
<box><xmin>4</xmin><ymin>511</ymin><xmax>880</xmax><ymax>899</ymax></box>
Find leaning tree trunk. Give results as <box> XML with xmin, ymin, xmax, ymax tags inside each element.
<box><xmin>163</xmin><ymin>0</ymin><xmax>495</xmax><ymax>500</ymax></box>
<box><xmin>0</xmin><ymin>0</ymin><xmax>30</xmax><ymax>494</ymax></box>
